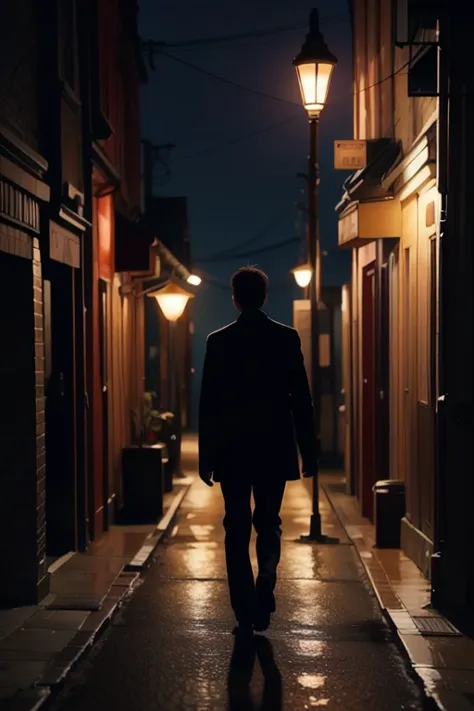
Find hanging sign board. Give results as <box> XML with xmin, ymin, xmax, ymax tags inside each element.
<box><xmin>334</xmin><ymin>140</ymin><xmax>367</xmax><ymax>170</ymax></box>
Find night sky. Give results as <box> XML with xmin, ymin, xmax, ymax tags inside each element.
<box><xmin>138</xmin><ymin>0</ymin><xmax>353</xmax><ymax>424</ymax></box>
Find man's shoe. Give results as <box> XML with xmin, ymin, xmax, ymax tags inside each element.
<box><xmin>256</xmin><ymin>579</ymin><xmax>276</xmax><ymax>613</ymax></box>
<box><xmin>254</xmin><ymin>607</ymin><xmax>271</xmax><ymax>633</ymax></box>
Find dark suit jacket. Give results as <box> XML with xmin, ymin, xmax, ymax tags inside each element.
<box><xmin>198</xmin><ymin>309</ymin><xmax>318</xmax><ymax>482</ymax></box>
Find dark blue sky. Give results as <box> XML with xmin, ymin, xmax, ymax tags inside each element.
<box><xmin>138</xmin><ymin>0</ymin><xmax>353</xmax><ymax>421</ymax></box>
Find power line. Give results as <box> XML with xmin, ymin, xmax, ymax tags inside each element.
<box><xmin>198</xmin><ymin>205</ymin><xmax>294</xmax><ymax>263</ymax></box>
<box><xmin>354</xmin><ymin>50</ymin><xmax>424</xmax><ymax>95</ymax></box>
<box><xmin>172</xmin><ymin>115</ymin><xmax>299</xmax><ymax>165</ymax></box>
<box><xmin>201</xmin><ymin>272</ymin><xmax>296</xmax><ymax>292</ymax></box>
<box><xmin>143</xmin><ymin>24</ymin><xmax>304</xmax><ymax>51</ymax></box>
<box><xmin>155</xmin><ymin>50</ymin><xmax>302</xmax><ymax>107</ymax></box>
<box><xmin>152</xmin><ymin>47</ymin><xmax>423</xmax><ymax>112</ymax></box>
<box><xmin>197</xmin><ymin>236</ymin><xmax>300</xmax><ymax>264</ymax></box>
<box><xmin>142</xmin><ymin>16</ymin><xmax>348</xmax><ymax>52</ymax></box>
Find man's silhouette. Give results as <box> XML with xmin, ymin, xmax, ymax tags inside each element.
<box><xmin>199</xmin><ymin>266</ymin><xmax>317</xmax><ymax>635</ymax></box>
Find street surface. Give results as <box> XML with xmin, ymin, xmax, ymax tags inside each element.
<box><xmin>49</xmin><ymin>478</ymin><xmax>429</xmax><ymax>710</ymax></box>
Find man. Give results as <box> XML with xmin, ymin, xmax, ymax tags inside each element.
<box><xmin>199</xmin><ymin>266</ymin><xmax>318</xmax><ymax>636</ymax></box>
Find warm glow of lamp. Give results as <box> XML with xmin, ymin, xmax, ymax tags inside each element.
<box><xmin>187</xmin><ymin>273</ymin><xmax>202</xmax><ymax>286</ymax></box>
<box><xmin>292</xmin><ymin>264</ymin><xmax>313</xmax><ymax>288</ymax></box>
<box><xmin>293</xmin><ymin>9</ymin><xmax>337</xmax><ymax>118</ymax></box>
<box><xmin>147</xmin><ymin>282</ymin><xmax>195</xmax><ymax>322</ymax></box>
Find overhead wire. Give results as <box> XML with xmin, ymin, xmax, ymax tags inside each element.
<box><xmin>197</xmin><ymin>236</ymin><xmax>300</xmax><ymax>264</ymax></box>
<box><xmin>200</xmin><ymin>271</ymin><xmax>296</xmax><ymax>292</ymax></box>
<box><xmin>172</xmin><ymin>115</ymin><xmax>299</xmax><ymax>165</ymax></box>
<box><xmin>151</xmin><ymin>47</ymin><xmax>424</xmax><ymax>112</ymax></box>
<box><xmin>197</xmin><ymin>205</ymin><xmax>294</xmax><ymax>263</ymax></box>
<box><xmin>156</xmin><ymin>50</ymin><xmax>302</xmax><ymax>107</ymax></box>
<box><xmin>354</xmin><ymin>49</ymin><xmax>424</xmax><ymax>95</ymax></box>
<box><xmin>142</xmin><ymin>15</ymin><xmax>349</xmax><ymax>52</ymax></box>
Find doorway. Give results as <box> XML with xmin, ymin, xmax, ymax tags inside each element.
<box><xmin>99</xmin><ymin>279</ymin><xmax>109</xmax><ymax>529</ymax></box>
<box><xmin>44</xmin><ymin>260</ymin><xmax>77</xmax><ymax>557</ymax></box>
<box><xmin>361</xmin><ymin>262</ymin><xmax>376</xmax><ymax>520</ymax></box>
<box><xmin>388</xmin><ymin>249</ymin><xmax>400</xmax><ymax>480</ymax></box>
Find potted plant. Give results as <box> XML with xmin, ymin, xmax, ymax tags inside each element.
<box><xmin>121</xmin><ymin>393</ymin><xmax>169</xmax><ymax>523</ymax></box>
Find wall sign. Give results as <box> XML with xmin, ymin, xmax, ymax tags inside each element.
<box><xmin>334</xmin><ymin>140</ymin><xmax>367</xmax><ymax>170</ymax></box>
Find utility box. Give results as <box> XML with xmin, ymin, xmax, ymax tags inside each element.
<box><xmin>373</xmin><ymin>479</ymin><xmax>406</xmax><ymax>548</ymax></box>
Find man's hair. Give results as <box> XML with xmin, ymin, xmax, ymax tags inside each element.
<box><xmin>231</xmin><ymin>266</ymin><xmax>268</xmax><ymax>310</ymax></box>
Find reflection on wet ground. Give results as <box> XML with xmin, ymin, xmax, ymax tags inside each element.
<box><xmin>228</xmin><ymin>635</ymin><xmax>282</xmax><ymax>711</ymax></box>
<box><xmin>49</xmin><ymin>476</ymin><xmax>428</xmax><ymax>711</ymax></box>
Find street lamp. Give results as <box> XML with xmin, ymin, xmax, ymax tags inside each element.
<box><xmin>149</xmin><ymin>281</ymin><xmax>194</xmax><ymax>321</ymax></box>
<box><xmin>147</xmin><ymin>281</ymin><xmax>195</xmax><ymax>476</ymax></box>
<box><xmin>292</xmin><ymin>263</ymin><xmax>313</xmax><ymax>289</ymax></box>
<box><xmin>293</xmin><ymin>8</ymin><xmax>337</xmax><ymax>543</ymax></box>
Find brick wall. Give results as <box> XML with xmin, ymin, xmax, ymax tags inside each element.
<box><xmin>33</xmin><ymin>237</ymin><xmax>47</xmax><ymax>590</ymax></box>
<box><xmin>0</xmin><ymin>229</ymin><xmax>47</xmax><ymax>606</ymax></box>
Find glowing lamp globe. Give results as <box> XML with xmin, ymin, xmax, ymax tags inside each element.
<box><xmin>147</xmin><ymin>282</ymin><xmax>195</xmax><ymax>322</ymax></box>
<box><xmin>292</xmin><ymin>264</ymin><xmax>313</xmax><ymax>288</ymax></box>
<box><xmin>187</xmin><ymin>273</ymin><xmax>202</xmax><ymax>286</ymax></box>
<box><xmin>293</xmin><ymin>9</ymin><xmax>337</xmax><ymax>118</ymax></box>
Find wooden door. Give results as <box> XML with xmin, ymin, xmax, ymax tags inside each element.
<box><xmin>361</xmin><ymin>263</ymin><xmax>376</xmax><ymax>520</ymax></box>
<box><xmin>45</xmin><ymin>261</ymin><xmax>77</xmax><ymax>555</ymax></box>
<box><xmin>388</xmin><ymin>249</ymin><xmax>400</xmax><ymax>480</ymax></box>
<box><xmin>341</xmin><ymin>285</ymin><xmax>353</xmax><ymax>492</ymax></box>
<box><xmin>377</xmin><ymin>261</ymin><xmax>390</xmax><ymax>480</ymax></box>
<box><xmin>99</xmin><ymin>279</ymin><xmax>110</xmax><ymax>529</ymax></box>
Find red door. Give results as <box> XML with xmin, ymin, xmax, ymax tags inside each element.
<box><xmin>361</xmin><ymin>263</ymin><xmax>376</xmax><ymax>520</ymax></box>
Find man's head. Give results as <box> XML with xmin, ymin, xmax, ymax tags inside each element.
<box><xmin>231</xmin><ymin>266</ymin><xmax>268</xmax><ymax>312</ymax></box>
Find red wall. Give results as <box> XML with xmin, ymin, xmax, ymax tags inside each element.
<box><xmin>97</xmin><ymin>0</ymin><xmax>141</xmax><ymax>211</ymax></box>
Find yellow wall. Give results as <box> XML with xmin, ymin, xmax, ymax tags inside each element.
<box><xmin>353</xmin><ymin>0</ymin><xmax>437</xmax><ymax>146</ymax></box>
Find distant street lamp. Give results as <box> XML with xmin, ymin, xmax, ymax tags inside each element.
<box><xmin>293</xmin><ymin>8</ymin><xmax>337</xmax><ymax>543</ymax></box>
<box><xmin>292</xmin><ymin>263</ymin><xmax>313</xmax><ymax>289</ymax></box>
<box><xmin>148</xmin><ymin>281</ymin><xmax>195</xmax><ymax>475</ymax></box>
<box><xmin>187</xmin><ymin>273</ymin><xmax>202</xmax><ymax>287</ymax></box>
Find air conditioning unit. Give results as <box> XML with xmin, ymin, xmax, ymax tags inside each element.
<box><xmin>395</xmin><ymin>0</ymin><xmax>440</xmax><ymax>46</ymax></box>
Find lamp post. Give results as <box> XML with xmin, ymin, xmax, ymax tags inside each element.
<box><xmin>147</xmin><ymin>281</ymin><xmax>195</xmax><ymax>476</ymax></box>
<box><xmin>293</xmin><ymin>8</ymin><xmax>337</xmax><ymax>542</ymax></box>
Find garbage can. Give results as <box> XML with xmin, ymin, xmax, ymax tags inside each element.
<box><xmin>373</xmin><ymin>479</ymin><xmax>405</xmax><ymax>548</ymax></box>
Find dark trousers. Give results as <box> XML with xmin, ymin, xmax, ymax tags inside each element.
<box><xmin>221</xmin><ymin>477</ymin><xmax>286</xmax><ymax>623</ymax></box>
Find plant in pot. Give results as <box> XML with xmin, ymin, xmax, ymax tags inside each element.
<box><xmin>121</xmin><ymin>393</ymin><xmax>170</xmax><ymax>523</ymax></box>
<box><xmin>142</xmin><ymin>393</ymin><xmax>177</xmax><ymax>492</ymax></box>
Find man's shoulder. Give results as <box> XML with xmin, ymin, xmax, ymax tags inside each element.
<box><xmin>267</xmin><ymin>317</ymin><xmax>299</xmax><ymax>340</ymax></box>
<box><xmin>207</xmin><ymin>321</ymin><xmax>237</xmax><ymax>342</ymax></box>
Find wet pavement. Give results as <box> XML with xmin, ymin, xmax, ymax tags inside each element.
<box><xmin>48</xmin><ymin>477</ymin><xmax>429</xmax><ymax>711</ymax></box>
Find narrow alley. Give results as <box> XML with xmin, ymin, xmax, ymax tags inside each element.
<box><xmin>47</xmin><ymin>466</ymin><xmax>428</xmax><ymax>711</ymax></box>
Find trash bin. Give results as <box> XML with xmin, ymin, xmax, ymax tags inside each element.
<box><xmin>373</xmin><ymin>479</ymin><xmax>405</xmax><ymax>548</ymax></box>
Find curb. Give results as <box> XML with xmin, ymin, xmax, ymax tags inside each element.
<box><xmin>321</xmin><ymin>483</ymin><xmax>449</xmax><ymax>711</ymax></box>
<box><xmin>7</xmin><ymin>482</ymin><xmax>192</xmax><ymax>711</ymax></box>
<box><xmin>125</xmin><ymin>485</ymin><xmax>189</xmax><ymax>572</ymax></box>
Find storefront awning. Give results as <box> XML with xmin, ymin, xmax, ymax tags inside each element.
<box><xmin>338</xmin><ymin>198</ymin><xmax>402</xmax><ymax>249</ymax></box>
<box><xmin>336</xmin><ymin>139</ymin><xmax>402</xmax><ymax>249</ymax></box>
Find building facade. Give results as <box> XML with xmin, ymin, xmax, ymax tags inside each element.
<box><xmin>339</xmin><ymin>0</ymin><xmax>439</xmax><ymax>577</ymax></box>
<box><xmin>0</xmin><ymin>0</ymin><xmax>165</xmax><ymax>605</ymax></box>
<box><xmin>0</xmin><ymin>0</ymin><xmax>51</xmax><ymax>606</ymax></box>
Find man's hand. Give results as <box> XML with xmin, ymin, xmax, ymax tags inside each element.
<box><xmin>200</xmin><ymin>472</ymin><xmax>214</xmax><ymax>487</ymax></box>
<box><xmin>302</xmin><ymin>464</ymin><xmax>318</xmax><ymax>479</ymax></box>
